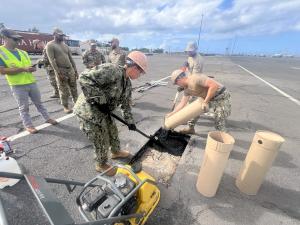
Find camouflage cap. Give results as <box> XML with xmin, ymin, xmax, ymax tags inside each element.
<box><xmin>53</xmin><ymin>28</ymin><xmax>64</xmax><ymax>35</ymax></box>
<box><xmin>90</xmin><ymin>40</ymin><xmax>97</xmax><ymax>46</ymax></box>
<box><xmin>185</xmin><ymin>41</ymin><xmax>198</xmax><ymax>52</ymax></box>
<box><xmin>109</xmin><ymin>38</ymin><xmax>119</xmax><ymax>44</ymax></box>
<box><xmin>0</xmin><ymin>29</ymin><xmax>23</xmax><ymax>39</ymax></box>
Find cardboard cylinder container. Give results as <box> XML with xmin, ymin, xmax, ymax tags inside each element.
<box><xmin>236</xmin><ymin>130</ymin><xmax>285</xmax><ymax>195</ymax></box>
<box><xmin>164</xmin><ymin>98</ymin><xmax>204</xmax><ymax>130</ymax></box>
<box><xmin>196</xmin><ymin>131</ymin><xmax>235</xmax><ymax>197</ymax></box>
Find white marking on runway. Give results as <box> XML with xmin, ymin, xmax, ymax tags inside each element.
<box><xmin>238</xmin><ymin>65</ymin><xmax>300</xmax><ymax>106</ymax></box>
<box><xmin>7</xmin><ymin>75</ymin><xmax>172</xmax><ymax>142</ymax></box>
<box><xmin>8</xmin><ymin>113</ymin><xmax>75</xmax><ymax>141</ymax></box>
<box><xmin>291</xmin><ymin>67</ymin><xmax>300</xmax><ymax>70</ymax></box>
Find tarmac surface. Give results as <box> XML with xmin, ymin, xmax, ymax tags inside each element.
<box><xmin>0</xmin><ymin>54</ymin><xmax>299</xmax><ymax>225</ymax></box>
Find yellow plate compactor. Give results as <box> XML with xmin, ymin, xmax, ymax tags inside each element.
<box><xmin>77</xmin><ymin>164</ymin><xmax>160</xmax><ymax>225</ymax></box>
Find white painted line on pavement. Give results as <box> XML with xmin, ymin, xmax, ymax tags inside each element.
<box><xmin>7</xmin><ymin>75</ymin><xmax>171</xmax><ymax>142</ymax></box>
<box><xmin>291</xmin><ymin>67</ymin><xmax>300</xmax><ymax>70</ymax></box>
<box><xmin>238</xmin><ymin>65</ymin><xmax>300</xmax><ymax>106</ymax></box>
<box><xmin>8</xmin><ymin>113</ymin><xmax>75</xmax><ymax>142</ymax></box>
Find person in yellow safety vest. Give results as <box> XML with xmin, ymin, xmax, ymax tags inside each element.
<box><xmin>0</xmin><ymin>29</ymin><xmax>58</xmax><ymax>134</ymax></box>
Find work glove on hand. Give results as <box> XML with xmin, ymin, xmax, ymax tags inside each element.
<box><xmin>177</xmin><ymin>87</ymin><xmax>184</xmax><ymax>92</ymax></box>
<box><xmin>201</xmin><ymin>102</ymin><xmax>209</xmax><ymax>112</ymax></box>
<box><xmin>97</xmin><ymin>104</ymin><xmax>110</xmax><ymax>114</ymax></box>
<box><xmin>128</xmin><ymin>123</ymin><xmax>136</xmax><ymax>131</ymax></box>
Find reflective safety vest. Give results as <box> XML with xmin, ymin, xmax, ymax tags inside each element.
<box><xmin>0</xmin><ymin>46</ymin><xmax>36</xmax><ymax>86</ymax></box>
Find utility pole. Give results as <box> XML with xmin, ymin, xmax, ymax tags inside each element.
<box><xmin>231</xmin><ymin>36</ymin><xmax>237</xmax><ymax>55</ymax></box>
<box><xmin>197</xmin><ymin>14</ymin><xmax>204</xmax><ymax>49</ymax></box>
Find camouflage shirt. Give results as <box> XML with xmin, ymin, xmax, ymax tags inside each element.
<box><xmin>187</xmin><ymin>54</ymin><xmax>204</xmax><ymax>74</ymax></box>
<box><xmin>82</xmin><ymin>49</ymin><xmax>106</xmax><ymax>68</ymax></box>
<box><xmin>74</xmin><ymin>63</ymin><xmax>134</xmax><ymax>124</ymax></box>
<box><xmin>108</xmin><ymin>48</ymin><xmax>126</xmax><ymax>66</ymax></box>
<box><xmin>36</xmin><ymin>49</ymin><xmax>54</xmax><ymax>71</ymax></box>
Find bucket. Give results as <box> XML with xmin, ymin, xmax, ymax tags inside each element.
<box><xmin>236</xmin><ymin>130</ymin><xmax>284</xmax><ymax>195</ymax></box>
<box><xmin>196</xmin><ymin>131</ymin><xmax>235</xmax><ymax>197</ymax></box>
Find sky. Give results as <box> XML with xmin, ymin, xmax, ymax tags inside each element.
<box><xmin>1</xmin><ymin>0</ymin><xmax>300</xmax><ymax>55</ymax></box>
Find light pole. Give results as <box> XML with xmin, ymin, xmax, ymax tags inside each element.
<box><xmin>197</xmin><ymin>14</ymin><xmax>204</xmax><ymax>49</ymax></box>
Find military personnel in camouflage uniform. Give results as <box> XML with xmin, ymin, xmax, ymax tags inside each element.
<box><xmin>167</xmin><ymin>69</ymin><xmax>231</xmax><ymax>133</ymax></box>
<box><xmin>46</xmin><ymin>28</ymin><xmax>78</xmax><ymax>113</ymax></box>
<box><xmin>181</xmin><ymin>41</ymin><xmax>206</xmax><ymax>132</ymax></box>
<box><xmin>74</xmin><ymin>51</ymin><xmax>148</xmax><ymax>175</ymax></box>
<box><xmin>34</xmin><ymin>39</ymin><xmax>59</xmax><ymax>98</ymax></box>
<box><xmin>82</xmin><ymin>40</ymin><xmax>106</xmax><ymax>69</ymax></box>
<box><xmin>108</xmin><ymin>38</ymin><xmax>126</xmax><ymax>66</ymax></box>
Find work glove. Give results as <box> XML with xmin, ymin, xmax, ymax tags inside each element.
<box><xmin>128</xmin><ymin>123</ymin><xmax>136</xmax><ymax>131</ymax></box>
<box><xmin>201</xmin><ymin>102</ymin><xmax>209</xmax><ymax>113</ymax></box>
<box><xmin>97</xmin><ymin>104</ymin><xmax>110</xmax><ymax>114</ymax></box>
<box><xmin>177</xmin><ymin>87</ymin><xmax>184</xmax><ymax>92</ymax></box>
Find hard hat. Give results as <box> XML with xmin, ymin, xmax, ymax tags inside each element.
<box><xmin>185</xmin><ymin>41</ymin><xmax>198</xmax><ymax>52</ymax></box>
<box><xmin>171</xmin><ymin>69</ymin><xmax>186</xmax><ymax>84</ymax></box>
<box><xmin>53</xmin><ymin>28</ymin><xmax>65</xmax><ymax>35</ymax></box>
<box><xmin>0</xmin><ymin>29</ymin><xmax>23</xmax><ymax>40</ymax></box>
<box><xmin>127</xmin><ymin>51</ymin><xmax>148</xmax><ymax>73</ymax></box>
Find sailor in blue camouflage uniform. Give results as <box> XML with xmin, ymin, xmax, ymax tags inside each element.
<box><xmin>74</xmin><ymin>51</ymin><xmax>147</xmax><ymax>175</ymax></box>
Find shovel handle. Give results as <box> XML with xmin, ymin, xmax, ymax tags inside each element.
<box><xmin>109</xmin><ymin>112</ymin><xmax>151</xmax><ymax>139</ymax></box>
<box><xmin>171</xmin><ymin>91</ymin><xmax>179</xmax><ymax>111</ymax></box>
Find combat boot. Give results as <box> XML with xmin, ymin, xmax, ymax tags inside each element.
<box><xmin>63</xmin><ymin>107</ymin><xmax>73</xmax><ymax>114</ymax></box>
<box><xmin>179</xmin><ymin>126</ymin><xmax>196</xmax><ymax>135</ymax></box>
<box><xmin>50</xmin><ymin>93</ymin><xmax>59</xmax><ymax>98</ymax></box>
<box><xmin>111</xmin><ymin>150</ymin><xmax>131</xmax><ymax>159</ymax></box>
<box><xmin>26</xmin><ymin>127</ymin><xmax>38</xmax><ymax>134</ymax></box>
<box><xmin>95</xmin><ymin>163</ymin><xmax>117</xmax><ymax>176</ymax></box>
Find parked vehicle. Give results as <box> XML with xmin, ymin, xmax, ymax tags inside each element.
<box><xmin>0</xmin><ymin>30</ymin><xmax>81</xmax><ymax>55</ymax></box>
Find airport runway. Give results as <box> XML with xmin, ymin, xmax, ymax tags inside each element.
<box><xmin>0</xmin><ymin>55</ymin><xmax>299</xmax><ymax>225</ymax></box>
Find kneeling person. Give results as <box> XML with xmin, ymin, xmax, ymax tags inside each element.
<box><xmin>167</xmin><ymin>70</ymin><xmax>231</xmax><ymax>133</ymax></box>
<box><xmin>74</xmin><ymin>51</ymin><xmax>147</xmax><ymax>175</ymax></box>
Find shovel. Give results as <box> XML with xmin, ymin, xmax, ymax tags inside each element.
<box><xmin>108</xmin><ymin>112</ymin><xmax>170</xmax><ymax>149</ymax></box>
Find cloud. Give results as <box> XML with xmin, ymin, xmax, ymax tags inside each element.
<box><xmin>0</xmin><ymin>0</ymin><xmax>299</xmax><ymax>51</ymax></box>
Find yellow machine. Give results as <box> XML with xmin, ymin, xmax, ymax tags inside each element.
<box><xmin>77</xmin><ymin>164</ymin><xmax>160</xmax><ymax>225</ymax></box>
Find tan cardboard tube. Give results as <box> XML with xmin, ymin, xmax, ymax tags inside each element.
<box><xmin>236</xmin><ymin>130</ymin><xmax>285</xmax><ymax>195</ymax></box>
<box><xmin>164</xmin><ymin>98</ymin><xmax>204</xmax><ymax>129</ymax></box>
<box><xmin>196</xmin><ymin>131</ymin><xmax>235</xmax><ymax>197</ymax></box>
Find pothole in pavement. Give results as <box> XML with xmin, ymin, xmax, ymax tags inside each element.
<box><xmin>130</xmin><ymin>128</ymin><xmax>190</xmax><ymax>186</ymax></box>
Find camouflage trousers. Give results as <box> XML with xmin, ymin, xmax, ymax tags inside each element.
<box><xmin>55</xmin><ymin>68</ymin><xmax>78</xmax><ymax>108</ymax></box>
<box><xmin>46</xmin><ymin>69</ymin><xmax>59</xmax><ymax>95</ymax></box>
<box><xmin>189</xmin><ymin>91</ymin><xmax>231</xmax><ymax>131</ymax></box>
<box><xmin>77</xmin><ymin>115</ymin><xmax>120</xmax><ymax>164</ymax></box>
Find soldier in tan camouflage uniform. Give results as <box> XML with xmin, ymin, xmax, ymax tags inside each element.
<box><xmin>108</xmin><ymin>38</ymin><xmax>126</xmax><ymax>66</ymax></box>
<box><xmin>33</xmin><ymin>39</ymin><xmax>59</xmax><ymax>98</ymax></box>
<box><xmin>82</xmin><ymin>40</ymin><xmax>106</xmax><ymax>69</ymax></box>
<box><xmin>46</xmin><ymin>28</ymin><xmax>78</xmax><ymax>113</ymax></box>
<box><xmin>180</xmin><ymin>41</ymin><xmax>206</xmax><ymax>133</ymax></box>
<box><xmin>167</xmin><ymin>69</ymin><xmax>231</xmax><ymax>133</ymax></box>
<box><xmin>74</xmin><ymin>51</ymin><xmax>147</xmax><ymax>175</ymax></box>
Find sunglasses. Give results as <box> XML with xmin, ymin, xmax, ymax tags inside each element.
<box><xmin>175</xmin><ymin>72</ymin><xmax>186</xmax><ymax>83</ymax></box>
<box><xmin>136</xmin><ymin>65</ymin><xmax>145</xmax><ymax>74</ymax></box>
